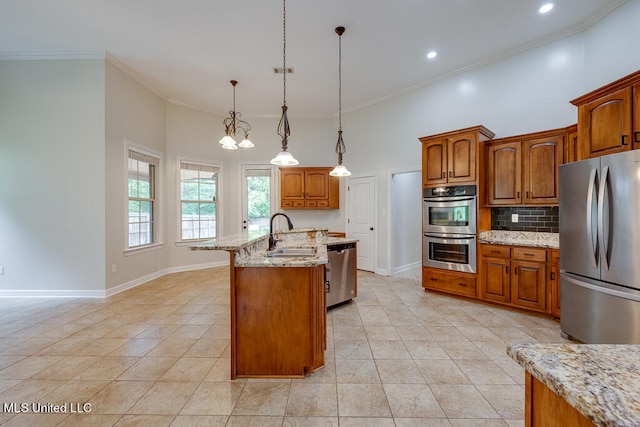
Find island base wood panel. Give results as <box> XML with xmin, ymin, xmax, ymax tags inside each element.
<box><xmin>232</xmin><ymin>265</ymin><xmax>326</xmax><ymax>379</ymax></box>
<box><xmin>525</xmin><ymin>373</ymin><xmax>594</xmax><ymax>427</ymax></box>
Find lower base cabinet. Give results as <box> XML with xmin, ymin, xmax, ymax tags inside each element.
<box><xmin>479</xmin><ymin>244</ymin><xmax>549</xmax><ymax>314</ymax></box>
<box><xmin>422</xmin><ymin>244</ymin><xmax>560</xmax><ymax>317</ymax></box>
<box><xmin>525</xmin><ymin>373</ymin><xmax>594</xmax><ymax>426</ymax></box>
<box><xmin>232</xmin><ymin>265</ymin><xmax>326</xmax><ymax>378</ymax></box>
<box><xmin>422</xmin><ymin>268</ymin><xmax>477</xmax><ymax>297</ymax></box>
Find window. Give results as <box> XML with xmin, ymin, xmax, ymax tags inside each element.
<box><xmin>180</xmin><ymin>161</ymin><xmax>219</xmax><ymax>241</ymax></box>
<box><xmin>128</xmin><ymin>148</ymin><xmax>160</xmax><ymax>249</ymax></box>
<box><xmin>241</xmin><ymin>165</ymin><xmax>276</xmax><ymax>232</ymax></box>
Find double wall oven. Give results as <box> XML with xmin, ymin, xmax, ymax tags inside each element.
<box><xmin>423</xmin><ymin>185</ymin><xmax>477</xmax><ymax>273</ymax></box>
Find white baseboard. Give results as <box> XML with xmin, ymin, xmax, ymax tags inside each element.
<box><xmin>0</xmin><ymin>260</ymin><xmax>230</xmax><ymax>299</ymax></box>
<box><xmin>393</xmin><ymin>261</ymin><xmax>421</xmax><ymax>275</ymax></box>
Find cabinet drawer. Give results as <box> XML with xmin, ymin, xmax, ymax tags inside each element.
<box><xmin>512</xmin><ymin>247</ymin><xmax>546</xmax><ymax>262</ymax></box>
<box><xmin>292</xmin><ymin>200</ymin><xmax>305</xmax><ymax>207</ymax></box>
<box><xmin>305</xmin><ymin>200</ymin><xmax>317</xmax><ymax>207</ymax></box>
<box><xmin>481</xmin><ymin>244</ymin><xmax>510</xmax><ymax>258</ymax></box>
<box><xmin>316</xmin><ymin>200</ymin><xmax>330</xmax><ymax>208</ymax></box>
<box><xmin>423</xmin><ymin>268</ymin><xmax>476</xmax><ymax>297</ymax></box>
<box><xmin>281</xmin><ymin>200</ymin><xmax>293</xmax><ymax>208</ymax></box>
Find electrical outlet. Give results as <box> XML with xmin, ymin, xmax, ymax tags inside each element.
<box><xmin>111</xmin><ymin>264</ymin><xmax>117</xmax><ymax>273</ymax></box>
<box><xmin>511</xmin><ymin>213</ymin><xmax>519</xmax><ymax>223</ymax></box>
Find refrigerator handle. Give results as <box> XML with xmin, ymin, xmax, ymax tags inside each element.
<box><xmin>598</xmin><ymin>165</ymin><xmax>610</xmax><ymax>271</ymax></box>
<box><xmin>586</xmin><ymin>168</ymin><xmax>598</xmax><ymax>268</ymax></box>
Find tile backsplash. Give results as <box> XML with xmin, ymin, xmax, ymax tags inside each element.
<box><xmin>491</xmin><ymin>206</ymin><xmax>559</xmax><ymax>233</ymax></box>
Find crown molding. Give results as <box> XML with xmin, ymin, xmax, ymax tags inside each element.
<box><xmin>0</xmin><ymin>51</ymin><xmax>105</xmax><ymax>60</ymax></box>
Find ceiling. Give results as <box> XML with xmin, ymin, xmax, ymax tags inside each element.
<box><xmin>0</xmin><ymin>0</ymin><xmax>627</xmax><ymax>118</ymax></box>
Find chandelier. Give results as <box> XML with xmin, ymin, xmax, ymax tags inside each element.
<box><xmin>219</xmin><ymin>80</ymin><xmax>253</xmax><ymax>150</ymax></box>
<box><xmin>270</xmin><ymin>0</ymin><xmax>299</xmax><ymax>166</ymax></box>
<box><xmin>329</xmin><ymin>26</ymin><xmax>351</xmax><ymax>177</ymax></box>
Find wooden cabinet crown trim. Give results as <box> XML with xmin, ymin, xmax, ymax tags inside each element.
<box><xmin>570</xmin><ymin>69</ymin><xmax>640</xmax><ymax>106</ymax></box>
<box><xmin>419</xmin><ymin>125</ymin><xmax>495</xmax><ymax>142</ymax></box>
<box><xmin>484</xmin><ymin>126</ymin><xmax>568</xmax><ymax>145</ymax></box>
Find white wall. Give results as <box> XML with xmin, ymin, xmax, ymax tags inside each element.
<box><xmin>104</xmin><ymin>61</ymin><xmax>168</xmax><ymax>290</ymax></box>
<box><xmin>0</xmin><ymin>59</ymin><xmax>106</xmax><ymax>295</ymax></box>
<box><xmin>390</xmin><ymin>170</ymin><xmax>422</xmax><ymax>273</ymax></box>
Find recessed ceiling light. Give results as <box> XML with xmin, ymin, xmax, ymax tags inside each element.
<box><xmin>538</xmin><ymin>2</ymin><xmax>556</xmax><ymax>14</ymax></box>
<box><xmin>426</xmin><ymin>50</ymin><xmax>438</xmax><ymax>60</ymax></box>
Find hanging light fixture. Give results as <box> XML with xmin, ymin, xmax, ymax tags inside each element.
<box><xmin>270</xmin><ymin>0</ymin><xmax>299</xmax><ymax>166</ymax></box>
<box><xmin>330</xmin><ymin>26</ymin><xmax>351</xmax><ymax>177</ymax></box>
<box><xmin>219</xmin><ymin>80</ymin><xmax>253</xmax><ymax>150</ymax></box>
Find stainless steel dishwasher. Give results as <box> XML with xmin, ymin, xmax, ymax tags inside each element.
<box><xmin>326</xmin><ymin>243</ymin><xmax>356</xmax><ymax>307</ymax></box>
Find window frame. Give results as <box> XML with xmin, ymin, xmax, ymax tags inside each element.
<box><xmin>124</xmin><ymin>140</ymin><xmax>163</xmax><ymax>255</ymax></box>
<box><xmin>176</xmin><ymin>158</ymin><xmax>223</xmax><ymax>245</ymax></box>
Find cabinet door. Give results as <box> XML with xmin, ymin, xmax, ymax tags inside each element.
<box><xmin>447</xmin><ymin>132</ymin><xmax>476</xmax><ymax>184</ymax></box>
<box><xmin>480</xmin><ymin>256</ymin><xmax>511</xmax><ymax>303</ymax></box>
<box><xmin>549</xmin><ymin>250</ymin><xmax>561</xmax><ymax>318</ymax></box>
<box><xmin>523</xmin><ymin>135</ymin><xmax>563</xmax><ymax>205</ymax></box>
<box><xmin>423</xmin><ymin>139</ymin><xmax>448</xmax><ymax>187</ymax></box>
<box><xmin>634</xmin><ymin>84</ymin><xmax>640</xmax><ymax>151</ymax></box>
<box><xmin>566</xmin><ymin>126</ymin><xmax>578</xmax><ymax>163</ymax></box>
<box><xmin>305</xmin><ymin>169</ymin><xmax>330</xmax><ymax>200</ymax></box>
<box><xmin>512</xmin><ymin>260</ymin><xmax>547</xmax><ymax>312</ymax></box>
<box><xmin>280</xmin><ymin>169</ymin><xmax>305</xmax><ymax>201</ymax></box>
<box><xmin>486</xmin><ymin>141</ymin><xmax>522</xmax><ymax>205</ymax></box>
<box><xmin>578</xmin><ymin>87</ymin><xmax>632</xmax><ymax>159</ymax></box>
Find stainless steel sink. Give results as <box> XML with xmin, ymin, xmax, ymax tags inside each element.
<box><xmin>266</xmin><ymin>247</ymin><xmax>318</xmax><ymax>258</ymax></box>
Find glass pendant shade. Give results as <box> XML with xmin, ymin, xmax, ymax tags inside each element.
<box><xmin>219</xmin><ymin>135</ymin><xmax>235</xmax><ymax>145</ymax></box>
<box><xmin>271</xmin><ymin>150</ymin><xmax>299</xmax><ymax>166</ymax></box>
<box><xmin>329</xmin><ymin>164</ymin><xmax>351</xmax><ymax>176</ymax></box>
<box><xmin>238</xmin><ymin>138</ymin><xmax>254</xmax><ymax>148</ymax></box>
<box><xmin>222</xmin><ymin>140</ymin><xmax>238</xmax><ymax>150</ymax></box>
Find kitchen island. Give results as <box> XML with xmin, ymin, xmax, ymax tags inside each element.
<box><xmin>191</xmin><ymin>228</ymin><xmax>356</xmax><ymax>379</ymax></box>
<box><xmin>507</xmin><ymin>343</ymin><xmax>640</xmax><ymax>426</ymax></box>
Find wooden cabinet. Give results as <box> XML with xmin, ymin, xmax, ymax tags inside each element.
<box><xmin>565</xmin><ymin>124</ymin><xmax>578</xmax><ymax>164</ymax></box>
<box><xmin>232</xmin><ymin>265</ymin><xmax>326</xmax><ymax>378</ymax></box>
<box><xmin>525</xmin><ymin>373</ymin><xmax>594</xmax><ymax>426</ymax></box>
<box><xmin>420</xmin><ymin>126</ymin><xmax>495</xmax><ymax>188</ymax></box>
<box><xmin>280</xmin><ymin>167</ymin><xmax>339</xmax><ymax>209</ymax></box>
<box><xmin>479</xmin><ymin>244</ymin><xmax>548</xmax><ymax>313</ymax></box>
<box><xmin>571</xmin><ymin>70</ymin><xmax>640</xmax><ymax>160</ymax></box>
<box><xmin>549</xmin><ymin>249</ymin><xmax>561</xmax><ymax>318</ymax></box>
<box><xmin>479</xmin><ymin>244</ymin><xmax>511</xmax><ymax>304</ymax></box>
<box><xmin>485</xmin><ymin>129</ymin><xmax>564</xmax><ymax>206</ymax></box>
<box><xmin>422</xmin><ymin>267</ymin><xmax>477</xmax><ymax>298</ymax></box>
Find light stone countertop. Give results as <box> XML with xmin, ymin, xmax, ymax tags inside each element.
<box><xmin>189</xmin><ymin>228</ymin><xmax>357</xmax><ymax>268</ymax></box>
<box><xmin>507</xmin><ymin>343</ymin><xmax>640</xmax><ymax>427</ymax></box>
<box><xmin>479</xmin><ymin>230</ymin><xmax>559</xmax><ymax>249</ymax></box>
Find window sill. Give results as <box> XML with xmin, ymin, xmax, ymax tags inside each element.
<box><xmin>124</xmin><ymin>242</ymin><xmax>164</xmax><ymax>256</ymax></box>
<box><xmin>175</xmin><ymin>238</ymin><xmax>215</xmax><ymax>247</ymax></box>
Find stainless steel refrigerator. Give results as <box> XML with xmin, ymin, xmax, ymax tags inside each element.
<box><xmin>559</xmin><ymin>149</ymin><xmax>640</xmax><ymax>344</ymax></box>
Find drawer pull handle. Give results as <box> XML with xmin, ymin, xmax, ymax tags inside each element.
<box><xmin>550</xmin><ymin>272</ymin><xmax>556</xmax><ymax>280</ymax></box>
<box><xmin>491</xmin><ymin>250</ymin><xmax>500</xmax><ymax>254</ymax></box>
<box><xmin>430</xmin><ymin>278</ymin><xmax>437</xmax><ymax>282</ymax></box>
<box><xmin>622</xmin><ymin>135</ymin><xmax>629</xmax><ymax>146</ymax></box>
<box><xmin>635</xmin><ymin>132</ymin><xmax>640</xmax><ymax>143</ymax></box>
<box><xmin>515</xmin><ymin>267</ymin><xmax>518</xmax><ymax>274</ymax></box>
<box><xmin>458</xmin><ymin>283</ymin><xmax>467</xmax><ymax>287</ymax></box>
<box><xmin>524</xmin><ymin>253</ymin><xmax>535</xmax><ymax>257</ymax></box>
<box><xmin>449</xmin><ymin>171</ymin><xmax>452</xmax><ymax>177</ymax></box>
<box><xmin>506</xmin><ymin>266</ymin><xmax>509</xmax><ymax>274</ymax></box>
<box><xmin>517</xmin><ymin>191</ymin><xmax>520</xmax><ymax>198</ymax></box>
<box><xmin>442</xmin><ymin>172</ymin><xmax>446</xmax><ymax>179</ymax></box>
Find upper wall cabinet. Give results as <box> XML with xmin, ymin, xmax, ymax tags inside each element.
<box><xmin>419</xmin><ymin>126</ymin><xmax>495</xmax><ymax>188</ymax></box>
<box><xmin>280</xmin><ymin>167</ymin><xmax>339</xmax><ymax>209</ymax></box>
<box><xmin>485</xmin><ymin>128</ymin><xmax>565</xmax><ymax>206</ymax></box>
<box><xmin>571</xmin><ymin>70</ymin><xmax>640</xmax><ymax>160</ymax></box>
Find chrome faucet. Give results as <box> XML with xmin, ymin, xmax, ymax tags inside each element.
<box><xmin>268</xmin><ymin>212</ymin><xmax>294</xmax><ymax>250</ymax></box>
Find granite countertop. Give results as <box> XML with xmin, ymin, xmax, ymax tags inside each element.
<box><xmin>189</xmin><ymin>228</ymin><xmax>357</xmax><ymax>268</ymax></box>
<box><xmin>479</xmin><ymin>230</ymin><xmax>559</xmax><ymax>249</ymax></box>
<box><xmin>507</xmin><ymin>343</ymin><xmax>640</xmax><ymax>427</ymax></box>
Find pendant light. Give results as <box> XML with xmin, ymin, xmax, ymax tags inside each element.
<box><xmin>219</xmin><ymin>80</ymin><xmax>253</xmax><ymax>150</ymax></box>
<box><xmin>270</xmin><ymin>0</ymin><xmax>299</xmax><ymax>166</ymax></box>
<box><xmin>330</xmin><ymin>26</ymin><xmax>351</xmax><ymax>177</ymax></box>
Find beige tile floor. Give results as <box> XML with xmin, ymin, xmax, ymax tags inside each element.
<box><xmin>0</xmin><ymin>266</ymin><xmax>569</xmax><ymax>426</ymax></box>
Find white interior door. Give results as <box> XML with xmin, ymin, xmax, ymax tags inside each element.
<box><xmin>347</xmin><ymin>175</ymin><xmax>376</xmax><ymax>272</ymax></box>
<box><xmin>241</xmin><ymin>165</ymin><xmax>277</xmax><ymax>232</ymax></box>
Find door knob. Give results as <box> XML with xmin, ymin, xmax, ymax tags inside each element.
<box><xmin>370</xmin><ymin>227</ymin><xmax>374</xmax><ymax>231</ymax></box>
